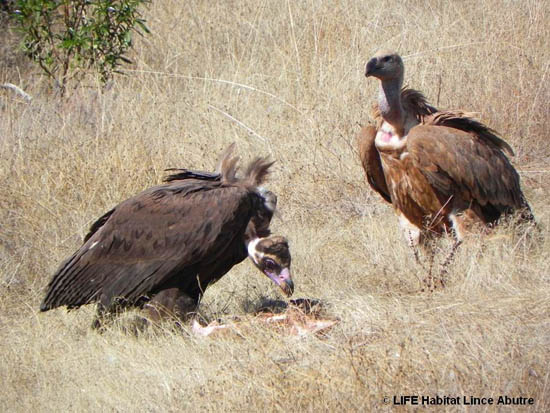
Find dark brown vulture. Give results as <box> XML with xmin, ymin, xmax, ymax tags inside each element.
<box><xmin>40</xmin><ymin>145</ymin><xmax>293</xmax><ymax>327</ymax></box>
<box><xmin>358</xmin><ymin>50</ymin><xmax>533</xmax><ymax>245</ymax></box>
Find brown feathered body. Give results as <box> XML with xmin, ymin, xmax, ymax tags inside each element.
<box><xmin>358</xmin><ymin>52</ymin><xmax>532</xmax><ymax>244</ymax></box>
<box><xmin>41</xmin><ymin>147</ymin><xmax>292</xmax><ymax>324</ymax></box>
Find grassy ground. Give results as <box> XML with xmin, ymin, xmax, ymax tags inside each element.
<box><xmin>1</xmin><ymin>0</ymin><xmax>549</xmax><ymax>411</ymax></box>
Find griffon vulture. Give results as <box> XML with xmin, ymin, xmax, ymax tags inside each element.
<box><xmin>357</xmin><ymin>50</ymin><xmax>533</xmax><ymax>245</ymax></box>
<box><xmin>40</xmin><ymin>145</ymin><xmax>293</xmax><ymax>327</ymax></box>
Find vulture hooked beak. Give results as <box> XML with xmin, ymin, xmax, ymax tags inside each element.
<box><xmin>248</xmin><ymin>236</ymin><xmax>294</xmax><ymax>297</ymax></box>
<box><xmin>364</xmin><ymin>51</ymin><xmax>403</xmax><ymax>80</ymax></box>
<box><xmin>365</xmin><ymin>58</ymin><xmax>378</xmax><ymax>77</ymax></box>
<box><xmin>264</xmin><ymin>266</ymin><xmax>294</xmax><ymax>297</ymax></box>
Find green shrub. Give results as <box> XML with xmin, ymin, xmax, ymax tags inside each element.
<box><xmin>13</xmin><ymin>0</ymin><xmax>150</xmax><ymax>95</ymax></box>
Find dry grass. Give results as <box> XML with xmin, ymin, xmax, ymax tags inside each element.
<box><xmin>1</xmin><ymin>0</ymin><xmax>549</xmax><ymax>411</ymax></box>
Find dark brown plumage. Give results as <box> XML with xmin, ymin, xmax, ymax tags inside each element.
<box><xmin>358</xmin><ymin>51</ymin><xmax>533</xmax><ymax>244</ymax></box>
<box><xmin>41</xmin><ymin>145</ymin><xmax>293</xmax><ymax>326</ymax></box>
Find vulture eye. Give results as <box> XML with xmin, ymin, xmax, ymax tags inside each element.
<box><xmin>383</xmin><ymin>56</ymin><xmax>392</xmax><ymax>63</ymax></box>
<box><xmin>264</xmin><ymin>259</ymin><xmax>277</xmax><ymax>271</ymax></box>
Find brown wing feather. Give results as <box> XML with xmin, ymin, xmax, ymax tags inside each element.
<box><xmin>41</xmin><ymin>180</ymin><xmax>259</xmax><ymax>311</ymax></box>
<box><xmin>407</xmin><ymin>124</ymin><xmax>528</xmax><ymax>214</ymax></box>
<box><xmin>381</xmin><ymin>152</ymin><xmax>447</xmax><ymax>230</ymax></box>
<box><xmin>163</xmin><ymin>143</ymin><xmax>239</xmax><ymax>183</ymax></box>
<box><xmin>163</xmin><ymin>169</ymin><xmax>221</xmax><ymax>182</ymax></box>
<box><xmin>357</xmin><ymin>125</ymin><xmax>391</xmax><ymax>203</ymax></box>
<box><xmin>427</xmin><ymin>111</ymin><xmax>514</xmax><ymax>156</ymax></box>
<box><xmin>84</xmin><ymin>208</ymin><xmax>115</xmax><ymax>242</ymax></box>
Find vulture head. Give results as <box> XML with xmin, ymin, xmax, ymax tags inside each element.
<box><xmin>365</xmin><ymin>50</ymin><xmax>404</xmax><ymax>82</ymax></box>
<box><xmin>248</xmin><ymin>235</ymin><xmax>293</xmax><ymax>296</ymax></box>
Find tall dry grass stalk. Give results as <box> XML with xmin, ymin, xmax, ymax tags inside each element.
<box><xmin>1</xmin><ymin>0</ymin><xmax>549</xmax><ymax>411</ymax></box>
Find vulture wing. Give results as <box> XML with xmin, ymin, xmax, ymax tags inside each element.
<box><xmin>407</xmin><ymin>124</ymin><xmax>526</xmax><ymax>212</ymax></box>
<box><xmin>357</xmin><ymin>125</ymin><xmax>392</xmax><ymax>203</ymax></box>
<box><xmin>41</xmin><ymin>180</ymin><xmax>259</xmax><ymax>311</ymax></box>
<box><xmin>163</xmin><ymin>169</ymin><xmax>221</xmax><ymax>182</ymax></box>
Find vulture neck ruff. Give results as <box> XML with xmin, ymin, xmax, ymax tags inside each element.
<box><xmin>247</xmin><ymin>237</ymin><xmax>263</xmax><ymax>264</ymax></box>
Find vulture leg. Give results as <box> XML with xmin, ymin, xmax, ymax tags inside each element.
<box><xmin>420</xmin><ymin>239</ymin><xmax>463</xmax><ymax>292</ymax></box>
<box><xmin>439</xmin><ymin>240</ymin><xmax>462</xmax><ymax>277</ymax></box>
<box><xmin>145</xmin><ymin>288</ymin><xmax>200</xmax><ymax>323</ymax></box>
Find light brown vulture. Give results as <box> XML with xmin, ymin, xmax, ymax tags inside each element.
<box><xmin>40</xmin><ymin>145</ymin><xmax>293</xmax><ymax>327</ymax></box>
<box><xmin>358</xmin><ymin>50</ymin><xmax>533</xmax><ymax>245</ymax></box>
